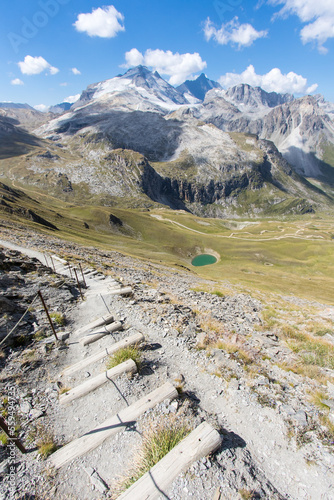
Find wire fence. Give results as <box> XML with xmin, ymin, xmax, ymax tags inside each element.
<box><xmin>0</xmin><ymin>294</ymin><xmax>39</xmax><ymax>347</ymax></box>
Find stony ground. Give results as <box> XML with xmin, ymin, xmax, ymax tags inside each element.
<box><xmin>0</xmin><ymin>220</ymin><xmax>333</xmax><ymax>500</ymax></box>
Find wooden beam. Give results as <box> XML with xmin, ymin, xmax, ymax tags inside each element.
<box><xmin>61</xmin><ymin>332</ymin><xmax>144</xmax><ymax>377</ymax></box>
<box><xmin>117</xmin><ymin>422</ymin><xmax>222</xmax><ymax>500</ymax></box>
<box><xmin>59</xmin><ymin>359</ymin><xmax>137</xmax><ymax>405</ymax></box>
<box><xmin>108</xmin><ymin>286</ymin><xmax>132</xmax><ymax>296</ymax></box>
<box><xmin>79</xmin><ymin>321</ymin><xmax>122</xmax><ymax>346</ymax></box>
<box><xmin>48</xmin><ymin>382</ymin><xmax>178</xmax><ymax>469</ymax></box>
<box><xmin>74</xmin><ymin>313</ymin><xmax>114</xmax><ymax>337</ymax></box>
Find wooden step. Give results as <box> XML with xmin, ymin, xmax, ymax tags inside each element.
<box><xmin>61</xmin><ymin>332</ymin><xmax>145</xmax><ymax>377</ymax></box>
<box><xmin>74</xmin><ymin>313</ymin><xmax>114</xmax><ymax>337</ymax></box>
<box><xmin>108</xmin><ymin>286</ymin><xmax>132</xmax><ymax>296</ymax></box>
<box><xmin>59</xmin><ymin>359</ymin><xmax>137</xmax><ymax>405</ymax></box>
<box><xmin>80</xmin><ymin>321</ymin><xmax>122</xmax><ymax>346</ymax></box>
<box><xmin>52</xmin><ymin>255</ymin><xmax>67</xmax><ymax>265</ymax></box>
<box><xmin>117</xmin><ymin>422</ymin><xmax>222</xmax><ymax>500</ymax></box>
<box><xmin>48</xmin><ymin>382</ymin><xmax>178</xmax><ymax>470</ymax></box>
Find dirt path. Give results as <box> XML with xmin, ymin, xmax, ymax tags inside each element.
<box><xmin>1</xmin><ymin>239</ymin><xmax>333</xmax><ymax>499</ymax></box>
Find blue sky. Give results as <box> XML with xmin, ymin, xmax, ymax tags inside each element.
<box><xmin>1</xmin><ymin>0</ymin><xmax>333</xmax><ymax>109</ymax></box>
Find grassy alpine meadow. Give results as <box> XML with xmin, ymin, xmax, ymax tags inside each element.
<box><xmin>1</xmin><ymin>178</ymin><xmax>334</xmax><ymax>303</ymax></box>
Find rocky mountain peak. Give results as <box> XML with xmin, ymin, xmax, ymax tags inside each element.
<box><xmin>177</xmin><ymin>73</ymin><xmax>221</xmax><ymax>101</ymax></box>
<box><xmin>72</xmin><ymin>65</ymin><xmax>189</xmax><ymax>111</ymax></box>
<box><xmin>223</xmin><ymin>84</ymin><xmax>294</xmax><ymax>111</ymax></box>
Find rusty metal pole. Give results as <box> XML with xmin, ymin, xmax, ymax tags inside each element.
<box><xmin>79</xmin><ymin>263</ymin><xmax>86</xmax><ymax>288</ymax></box>
<box><xmin>0</xmin><ymin>416</ymin><xmax>26</xmax><ymax>454</ymax></box>
<box><xmin>37</xmin><ymin>291</ymin><xmax>58</xmax><ymax>341</ymax></box>
<box><xmin>74</xmin><ymin>268</ymin><xmax>84</xmax><ymax>301</ymax></box>
<box><xmin>44</xmin><ymin>254</ymin><xmax>49</xmax><ymax>267</ymax></box>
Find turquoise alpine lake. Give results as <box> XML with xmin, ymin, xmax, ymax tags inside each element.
<box><xmin>191</xmin><ymin>254</ymin><xmax>217</xmax><ymax>267</ymax></box>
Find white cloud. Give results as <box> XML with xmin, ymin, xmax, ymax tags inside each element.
<box><xmin>123</xmin><ymin>49</ymin><xmax>207</xmax><ymax>85</ymax></box>
<box><xmin>34</xmin><ymin>104</ymin><xmax>49</xmax><ymax>112</ymax></box>
<box><xmin>18</xmin><ymin>56</ymin><xmax>59</xmax><ymax>76</ymax></box>
<box><xmin>60</xmin><ymin>82</ymin><xmax>68</xmax><ymax>87</ymax></box>
<box><xmin>11</xmin><ymin>78</ymin><xmax>24</xmax><ymax>86</ymax></box>
<box><xmin>269</xmin><ymin>0</ymin><xmax>334</xmax><ymax>53</ymax></box>
<box><xmin>124</xmin><ymin>48</ymin><xmax>144</xmax><ymax>67</ymax></box>
<box><xmin>74</xmin><ymin>5</ymin><xmax>124</xmax><ymax>38</ymax></box>
<box><xmin>63</xmin><ymin>94</ymin><xmax>81</xmax><ymax>104</ymax></box>
<box><xmin>71</xmin><ymin>67</ymin><xmax>81</xmax><ymax>75</ymax></box>
<box><xmin>204</xmin><ymin>17</ymin><xmax>268</xmax><ymax>48</ymax></box>
<box><xmin>219</xmin><ymin>64</ymin><xmax>318</xmax><ymax>94</ymax></box>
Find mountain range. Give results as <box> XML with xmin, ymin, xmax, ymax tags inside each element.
<box><xmin>1</xmin><ymin>65</ymin><xmax>334</xmax><ymax>218</ymax></box>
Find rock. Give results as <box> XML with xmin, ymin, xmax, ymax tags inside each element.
<box><xmin>291</xmin><ymin>410</ymin><xmax>308</xmax><ymax>427</ymax></box>
<box><xmin>29</xmin><ymin>409</ymin><xmax>44</xmax><ymax>421</ymax></box>
<box><xmin>20</xmin><ymin>401</ymin><xmax>31</xmax><ymax>414</ymax></box>
<box><xmin>327</xmin><ymin>382</ymin><xmax>334</xmax><ymax>399</ymax></box>
<box><xmin>0</xmin><ymin>459</ymin><xmax>10</xmax><ymax>475</ymax></box>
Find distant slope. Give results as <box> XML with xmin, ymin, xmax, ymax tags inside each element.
<box><xmin>0</xmin><ymin>116</ymin><xmax>44</xmax><ymax>159</ymax></box>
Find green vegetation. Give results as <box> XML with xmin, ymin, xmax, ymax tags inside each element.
<box><xmin>106</xmin><ymin>345</ymin><xmax>142</xmax><ymax>370</ymax></box>
<box><xmin>117</xmin><ymin>414</ymin><xmax>190</xmax><ymax>493</ymax></box>
<box><xmin>50</xmin><ymin>312</ymin><xmax>66</xmax><ymax>326</ymax></box>
<box><xmin>1</xmin><ymin>176</ymin><xmax>334</xmax><ymax>303</ymax></box>
<box><xmin>0</xmin><ymin>432</ymin><xmax>8</xmax><ymax>446</ymax></box>
<box><xmin>36</xmin><ymin>434</ymin><xmax>58</xmax><ymax>458</ymax></box>
<box><xmin>58</xmin><ymin>386</ymin><xmax>71</xmax><ymax>395</ymax></box>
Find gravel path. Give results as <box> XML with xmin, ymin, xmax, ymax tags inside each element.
<box><xmin>0</xmin><ymin>238</ymin><xmax>333</xmax><ymax>500</ymax></box>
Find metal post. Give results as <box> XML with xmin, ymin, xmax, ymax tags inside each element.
<box><xmin>38</xmin><ymin>291</ymin><xmax>58</xmax><ymax>341</ymax></box>
<box><xmin>0</xmin><ymin>416</ymin><xmax>26</xmax><ymax>454</ymax></box>
<box><xmin>44</xmin><ymin>254</ymin><xmax>49</xmax><ymax>267</ymax></box>
<box><xmin>74</xmin><ymin>268</ymin><xmax>84</xmax><ymax>301</ymax></box>
<box><xmin>79</xmin><ymin>263</ymin><xmax>87</xmax><ymax>288</ymax></box>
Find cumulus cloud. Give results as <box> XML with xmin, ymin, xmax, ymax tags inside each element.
<box><xmin>123</xmin><ymin>49</ymin><xmax>207</xmax><ymax>85</ymax></box>
<box><xmin>219</xmin><ymin>64</ymin><xmax>318</xmax><ymax>94</ymax></box>
<box><xmin>18</xmin><ymin>56</ymin><xmax>59</xmax><ymax>76</ymax></box>
<box><xmin>71</xmin><ymin>67</ymin><xmax>81</xmax><ymax>75</ymax></box>
<box><xmin>74</xmin><ymin>5</ymin><xmax>124</xmax><ymax>38</ymax></box>
<box><xmin>11</xmin><ymin>78</ymin><xmax>24</xmax><ymax>85</ymax></box>
<box><xmin>269</xmin><ymin>0</ymin><xmax>334</xmax><ymax>53</ymax></box>
<box><xmin>124</xmin><ymin>48</ymin><xmax>144</xmax><ymax>67</ymax></box>
<box><xmin>34</xmin><ymin>104</ymin><xmax>49</xmax><ymax>112</ymax></box>
<box><xmin>204</xmin><ymin>17</ymin><xmax>268</xmax><ymax>48</ymax></box>
<box><xmin>63</xmin><ymin>94</ymin><xmax>81</xmax><ymax>104</ymax></box>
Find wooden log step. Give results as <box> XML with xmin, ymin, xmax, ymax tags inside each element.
<box><xmin>117</xmin><ymin>422</ymin><xmax>222</xmax><ymax>500</ymax></box>
<box><xmin>59</xmin><ymin>359</ymin><xmax>137</xmax><ymax>405</ymax></box>
<box><xmin>74</xmin><ymin>313</ymin><xmax>114</xmax><ymax>337</ymax></box>
<box><xmin>49</xmin><ymin>382</ymin><xmax>178</xmax><ymax>470</ymax></box>
<box><xmin>80</xmin><ymin>321</ymin><xmax>122</xmax><ymax>346</ymax></box>
<box><xmin>52</xmin><ymin>255</ymin><xmax>68</xmax><ymax>265</ymax></box>
<box><xmin>85</xmin><ymin>270</ymin><xmax>99</xmax><ymax>277</ymax></box>
<box><xmin>61</xmin><ymin>332</ymin><xmax>145</xmax><ymax>377</ymax></box>
<box><xmin>83</xmin><ymin>268</ymin><xmax>95</xmax><ymax>275</ymax></box>
<box><xmin>108</xmin><ymin>286</ymin><xmax>132</xmax><ymax>296</ymax></box>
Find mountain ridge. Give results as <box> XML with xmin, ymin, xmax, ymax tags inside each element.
<box><xmin>1</xmin><ymin>65</ymin><xmax>333</xmax><ymax>217</ymax></box>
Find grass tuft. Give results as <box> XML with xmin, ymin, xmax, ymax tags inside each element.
<box><xmin>50</xmin><ymin>312</ymin><xmax>66</xmax><ymax>326</ymax></box>
<box><xmin>116</xmin><ymin>414</ymin><xmax>190</xmax><ymax>494</ymax></box>
<box><xmin>0</xmin><ymin>432</ymin><xmax>8</xmax><ymax>446</ymax></box>
<box><xmin>37</xmin><ymin>439</ymin><xmax>58</xmax><ymax>458</ymax></box>
<box><xmin>106</xmin><ymin>345</ymin><xmax>142</xmax><ymax>370</ymax></box>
